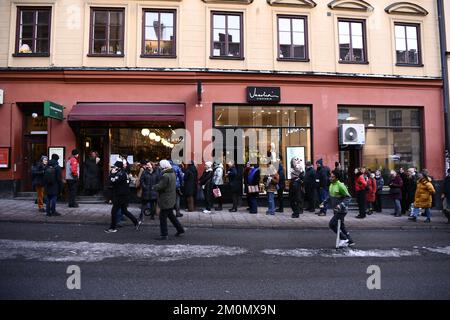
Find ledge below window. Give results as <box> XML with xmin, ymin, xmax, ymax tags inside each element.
<box><xmin>338</xmin><ymin>60</ymin><xmax>369</xmax><ymax>65</ymax></box>
<box><xmin>209</xmin><ymin>56</ymin><xmax>245</xmax><ymax>60</ymax></box>
<box><xmin>277</xmin><ymin>58</ymin><xmax>310</xmax><ymax>62</ymax></box>
<box><xmin>140</xmin><ymin>54</ymin><xmax>177</xmax><ymax>59</ymax></box>
<box><xmin>395</xmin><ymin>63</ymin><xmax>424</xmax><ymax>68</ymax></box>
<box><xmin>87</xmin><ymin>54</ymin><xmax>125</xmax><ymax>58</ymax></box>
<box><xmin>12</xmin><ymin>53</ymin><xmax>50</xmax><ymax>57</ymax></box>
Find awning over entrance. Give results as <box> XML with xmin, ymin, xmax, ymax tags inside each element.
<box><xmin>68</xmin><ymin>103</ymin><xmax>185</xmax><ymax>122</ymax></box>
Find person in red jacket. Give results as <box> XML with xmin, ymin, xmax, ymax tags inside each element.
<box><xmin>66</xmin><ymin>149</ymin><xmax>80</xmax><ymax>208</ymax></box>
<box><xmin>354</xmin><ymin>167</ymin><xmax>367</xmax><ymax>219</ymax></box>
<box><xmin>365</xmin><ymin>172</ymin><xmax>377</xmax><ymax>215</ymax></box>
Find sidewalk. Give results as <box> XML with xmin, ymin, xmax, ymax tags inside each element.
<box><xmin>0</xmin><ymin>199</ymin><xmax>449</xmax><ymax>230</ymax></box>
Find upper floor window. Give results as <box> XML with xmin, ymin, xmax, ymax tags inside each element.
<box><xmin>142</xmin><ymin>9</ymin><xmax>176</xmax><ymax>57</ymax></box>
<box><xmin>338</xmin><ymin>19</ymin><xmax>367</xmax><ymax>63</ymax></box>
<box><xmin>89</xmin><ymin>8</ymin><xmax>124</xmax><ymax>56</ymax></box>
<box><xmin>15</xmin><ymin>7</ymin><xmax>51</xmax><ymax>56</ymax></box>
<box><xmin>394</xmin><ymin>23</ymin><xmax>422</xmax><ymax>66</ymax></box>
<box><xmin>211</xmin><ymin>12</ymin><xmax>243</xmax><ymax>59</ymax></box>
<box><xmin>277</xmin><ymin>15</ymin><xmax>308</xmax><ymax>61</ymax></box>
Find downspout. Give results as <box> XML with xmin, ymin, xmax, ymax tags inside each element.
<box><xmin>437</xmin><ymin>0</ymin><xmax>450</xmax><ymax>174</ymax></box>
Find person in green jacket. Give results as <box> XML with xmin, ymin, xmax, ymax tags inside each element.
<box><xmin>153</xmin><ymin>159</ymin><xmax>185</xmax><ymax>240</ymax></box>
<box><xmin>321</xmin><ymin>171</ymin><xmax>355</xmax><ymax>247</ymax></box>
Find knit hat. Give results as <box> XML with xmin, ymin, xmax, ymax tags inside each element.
<box><xmin>40</xmin><ymin>155</ymin><xmax>48</xmax><ymax>162</ymax></box>
<box><xmin>316</xmin><ymin>158</ymin><xmax>323</xmax><ymax>167</ymax></box>
<box><xmin>71</xmin><ymin>149</ymin><xmax>79</xmax><ymax>156</ymax></box>
<box><xmin>114</xmin><ymin>161</ymin><xmax>123</xmax><ymax>169</ymax></box>
<box><xmin>159</xmin><ymin>159</ymin><xmax>172</xmax><ymax>170</ymax></box>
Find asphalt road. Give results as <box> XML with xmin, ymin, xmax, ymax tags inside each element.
<box><xmin>0</xmin><ymin>222</ymin><xmax>449</xmax><ymax>300</ymax></box>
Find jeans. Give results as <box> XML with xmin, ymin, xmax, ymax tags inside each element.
<box><xmin>159</xmin><ymin>208</ymin><xmax>184</xmax><ymax>237</ymax></box>
<box><xmin>394</xmin><ymin>199</ymin><xmax>402</xmax><ymax>215</ymax></box>
<box><xmin>67</xmin><ymin>179</ymin><xmax>78</xmax><ymax>206</ymax></box>
<box><xmin>46</xmin><ymin>194</ymin><xmax>57</xmax><ymax>215</ymax></box>
<box><xmin>267</xmin><ymin>192</ymin><xmax>275</xmax><ymax>214</ymax></box>
<box><xmin>411</xmin><ymin>206</ymin><xmax>431</xmax><ymax>219</ymax></box>
<box><xmin>319</xmin><ymin>187</ymin><xmax>329</xmax><ymax>213</ymax></box>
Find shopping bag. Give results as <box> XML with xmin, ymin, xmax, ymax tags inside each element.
<box><xmin>213</xmin><ymin>187</ymin><xmax>222</xmax><ymax>198</ymax></box>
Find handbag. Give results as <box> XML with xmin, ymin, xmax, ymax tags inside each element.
<box><xmin>213</xmin><ymin>187</ymin><xmax>222</xmax><ymax>198</ymax></box>
<box><xmin>248</xmin><ymin>185</ymin><xmax>259</xmax><ymax>193</ymax></box>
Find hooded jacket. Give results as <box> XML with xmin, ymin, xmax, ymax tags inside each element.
<box><xmin>153</xmin><ymin>168</ymin><xmax>177</xmax><ymax>210</ymax></box>
<box><xmin>413</xmin><ymin>177</ymin><xmax>435</xmax><ymax>209</ymax></box>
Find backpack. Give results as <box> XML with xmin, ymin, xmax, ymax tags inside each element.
<box><xmin>44</xmin><ymin>166</ymin><xmax>57</xmax><ymax>185</ymax></box>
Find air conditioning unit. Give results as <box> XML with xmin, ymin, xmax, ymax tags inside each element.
<box><xmin>339</xmin><ymin>124</ymin><xmax>365</xmax><ymax>145</ymax></box>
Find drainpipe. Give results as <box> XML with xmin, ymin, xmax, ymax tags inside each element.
<box><xmin>438</xmin><ymin>0</ymin><xmax>450</xmax><ymax>175</ymax></box>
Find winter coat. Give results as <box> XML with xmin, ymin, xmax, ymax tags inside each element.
<box><xmin>199</xmin><ymin>169</ymin><xmax>213</xmax><ymax>203</ymax></box>
<box><xmin>44</xmin><ymin>159</ymin><xmax>63</xmax><ymax>196</ymax></box>
<box><xmin>140</xmin><ymin>169</ymin><xmax>160</xmax><ymax>201</ymax></box>
<box><xmin>153</xmin><ymin>168</ymin><xmax>177</xmax><ymax>210</ymax></box>
<box><xmin>303</xmin><ymin>167</ymin><xmax>316</xmax><ymax>190</ymax></box>
<box><xmin>83</xmin><ymin>158</ymin><xmax>101</xmax><ymax>191</ymax></box>
<box><xmin>443</xmin><ymin>175</ymin><xmax>450</xmax><ymax>199</ymax></box>
<box><xmin>354</xmin><ymin>173</ymin><xmax>367</xmax><ymax>192</ymax></box>
<box><xmin>32</xmin><ymin>162</ymin><xmax>46</xmax><ymax>189</ymax></box>
<box><xmin>375</xmin><ymin>175</ymin><xmax>384</xmax><ymax>193</ymax></box>
<box><xmin>183</xmin><ymin>164</ymin><xmax>198</xmax><ymax>197</ymax></box>
<box><xmin>289</xmin><ymin>170</ymin><xmax>305</xmax><ymax>201</ymax></box>
<box><xmin>109</xmin><ymin>169</ymin><xmax>130</xmax><ymax>205</ymax></box>
<box><xmin>227</xmin><ymin>166</ymin><xmax>241</xmax><ymax>194</ymax></box>
<box><xmin>278</xmin><ymin>163</ymin><xmax>286</xmax><ymax>191</ymax></box>
<box><xmin>135</xmin><ymin>167</ymin><xmax>145</xmax><ymax>198</ymax></box>
<box><xmin>264</xmin><ymin>173</ymin><xmax>279</xmax><ymax>193</ymax></box>
<box><xmin>389</xmin><ymin>175</ymin><xmax>403</xmax><ymax>200</ymax></box>
<box><xmin>213</xmin><ymin>164</ymin><xmax>224</xmax><ymax>186</ymax></box>
<box><xmin>66</xmin><ymin>156</ymin><xmax>79</xmax><ymax>180</ymax></box>
<box><xmin>248</xmin><ymin>167</ymin><xmax>260</xmax><ymax>186</ymax></box>
<box><xmin>413</xmin><ymin>177</ymin><xmax>436</xmax><ymax>208</ymax></box>
<box><xmin>171</xmin><ymin>163</ymin><xmax>184</xmax><ymax>189</ymax></box>
<box><xmin>365</xmin><ymin>177</ymin><xmax>376</xmax><ymax>202</ymax></box>
<box><xmin>403</xmin><ymin>175</ymin><xmax>417</xmax><ymax>202</ymax></box>
<box><xmin>316</xmin><ymin>166</ymin><xmax>331</xmax><ymax>188</ymax></box>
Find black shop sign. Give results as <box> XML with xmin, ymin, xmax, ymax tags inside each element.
<box><xmin>246</xmin><ymin>87</ymin><xmax>280</xmax><ymax>103</ymax></box>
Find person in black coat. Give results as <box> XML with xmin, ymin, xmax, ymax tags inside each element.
<box><xmin>44</xmin><ymin>154</ymin><xmax>63</xmax><ymax>217</ymax></box>
<box><xmin>32</xmin><ymin>155</ymin><xmax>48</xmax><ymax>212</ymax></box>
<box><xmin>227</xmin><ymin>161</ymin><xmax>241</xmax><ymax>212</ymax></box>
<box><xmin>83</xmin><ymin>151</ymin><xmax>101</xmax><ymax>196</ymax></box>
<box><xmin>247</xmin><ymin>164</ymin><xmax>260</xmax><ymax>214</ymax></box>
<box><xmin>199</xmin><ymin>162</ymin><xmax>214</xmax><ymax>213</ymax></box>
<box><xmin>276</xmin><ymin>161</ymin><xmax>286</xmax><ymax>213</ymax></box>
<box><xmin>303</xmin><ymin>161</ymin><xmax>317</xmax><ymax>212</ymax></box>
<box><xmin>316</xmin><ymin>158</ymin><xmax>331</xmax><ymax>216</ymax></box>
<box><xmin>289</xmin><ymin>158</ymin><xmax>305</xmax><ymax>218</ymax></box>
<box><xmin>183</xmin><ymin>161</ymin><xmax>198</xmax><ymax>212</ymax></box>
<box><xmin>139</xmin><ymin>161</ymin><xmax>160</xmax><ymax>221</ymax></box>
<box><xmin>105</xmin><ymin>161</ymin><xmax>140</xmax><ymax>233</ymax></box>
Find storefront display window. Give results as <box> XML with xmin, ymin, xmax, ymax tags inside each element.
<box><xmin>338</xmin><ymin>107</ymin><xmax>422</xmax><ymax>181</ymax></box>
<box><xmin>214</xmin><ymin>105</ymin><xmax>311</xmax><ymax>181</ymax></box>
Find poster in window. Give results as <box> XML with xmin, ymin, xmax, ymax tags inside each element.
<box><xmin>48</xmin><ymin>147</ymin><xmax>65</xmax><ymax>168</ymax></box>
<box><xmin>0</xmin><ymin>147</ymin><xmax>10</xmax><ymax>169</ymax></box>
<box><xmin>286</xmin><ymin>146</ymin><xmax>305</xmax><ymax>179</ymax></box>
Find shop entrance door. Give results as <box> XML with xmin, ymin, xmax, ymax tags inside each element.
<box><xmin>23</xmin><ymin>135</ymin><xmax>47</xmax><ymax>191</ymax></box>
<box><xmin>79</xmin><ymin>128</ymin><xmax>108</xmax><ymax>194</ymax></box>
<box><xmin>339</xmin><ymin>146</ymin><xmax>362</xmax><ymax>195</ymax></box>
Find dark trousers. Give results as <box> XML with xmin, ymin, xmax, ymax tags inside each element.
<box><xmin>374</xmin><ymin>192</ymin><xmax>382</xmax><ymax>212</ymax></box>
<box><xmin>140</xmin><ymin>199</ymin><xmax>156</xmax><ymax>220</ymax></box>
<box><xmin>290</xmin><ymin>197</ymin><xmax>304</xmax><ymax>215</ymax></box>
<box><xmin>304</xmin><ymin>187</ymin><xmax>315</xmax><ymax>211</ymax></box>
<box><xmin>110</xmin><ymin>203</ymin><xmax>137</xmax><ymax>230</ymax></box>
<box><xmin>159</xmin><ymin>208</ymin><xmax>184</xmax><ymax>237</ymax></box>
<box><xmin>329</xmin><ymin>213</ymin><xmax>352</xmax><ymax>241</ymax></box>
<box><xmin>214</xmin><ymin>186</ymin><xmax>223</xmax><ymax>209</ymax></box>
<box><xmin>186</xmin><ymin>196</ymin><xmax>195</xmax><ymax>212</ymax></box>
<box><xmin>46</xmin><ymin>194</ymin><xmax>57</xmax><ymax>215</ymax></box>
<box><xmin>248</xmin><ymin>194</ymin><xmax>258</xmax><ymax>213</ymax></box>
<box><xmin>231</xmin><ymin>192</ymin><xmax>239</xmax><ymax>210</ymax></box>
<box><xmin>203</xmin><ymin>189</ymin><xmax>212</xmax><ymax>211</ymax></box>
<box><xmin>277</xmin><ymin>188</ymin><xmax>284</xmax><ymax>211</ymax></box>
<box><xmin>67</xmin><ymin>179</ymin><xmax>78</xmax><ymax>206</ymax></box>
<box><xmin>356</xmin><ymin>190</ymin><xmax>366</xmax><ymax>217</ymax></box>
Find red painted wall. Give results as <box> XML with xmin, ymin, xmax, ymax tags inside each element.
<box><xmin>0</xmin><ymin>79</ymin><xmax>445</xmax><ymax>182</ymax></box>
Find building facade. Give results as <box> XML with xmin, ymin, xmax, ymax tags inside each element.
<box><xmin>0</xmin><ymin>0</ymin><xmax>445</xmax><ymax>196</ymax></box>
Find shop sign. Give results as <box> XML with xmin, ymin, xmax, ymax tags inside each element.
<box><xmin>0</xmin><ymin>147</ymin><xmax>10</xmax><ymax>169</ymax></box>
<box><xmin>247</xmin><ymin>87</ymin><xmax>280</xmax><ymax>103</ymax></box>
<box><xmin>44</xmin><ymin>101</ymin><xmax>64</xmax><ymax>120</ymax></box>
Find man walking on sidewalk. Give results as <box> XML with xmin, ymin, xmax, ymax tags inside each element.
<box><xmin>153</xmin><ymin>160</ymin><xmax>185</xmax><ymax>240</ymax></box>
